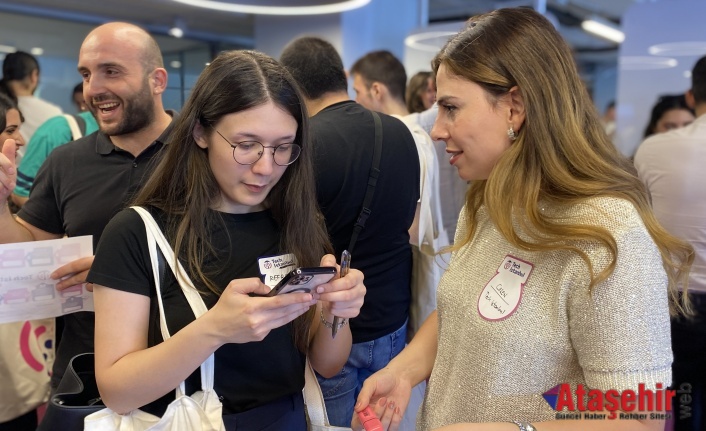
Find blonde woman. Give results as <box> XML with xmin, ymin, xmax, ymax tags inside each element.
<box><xmin>353</xmin><ymin>7</ymin><xmax>692</xmax><ymax>431</ymax></box>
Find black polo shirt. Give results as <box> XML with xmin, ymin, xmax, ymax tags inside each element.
<box><xmin>19</xmin><ymin>112</ymin><xmax>177</xmax><ymax>388</ymax></box>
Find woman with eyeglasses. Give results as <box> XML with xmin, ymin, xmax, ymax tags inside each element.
<box><xmin>87</xmin><ymin>50</ymin><xmax>365</xmax><ymax>430</ymax></box>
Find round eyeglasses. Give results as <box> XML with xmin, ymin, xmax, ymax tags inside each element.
<box><xmin>215</xmin><ymin>130</ymin><xmax>301</xmax><ymax>166</ymax></box>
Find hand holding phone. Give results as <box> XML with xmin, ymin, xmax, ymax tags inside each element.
<box><xmin>267</xmin><ymin>267</ymin><xmax>336</xmax><ymax>296</ymax></box>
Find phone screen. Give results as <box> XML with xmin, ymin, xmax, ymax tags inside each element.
<box><xmin>267</xmin><ymin>267</ymin><xmax>336</xmax><ymax>296</ymax></box>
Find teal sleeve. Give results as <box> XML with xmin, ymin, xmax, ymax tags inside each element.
<box><xmin>15</xmin><ymin>116</ymin><xmax>73</xmax><ymax>198</ymax></box>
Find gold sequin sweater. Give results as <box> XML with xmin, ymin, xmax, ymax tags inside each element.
<box><xmin>418</xmin><ymin>197</ymin><xmax>673</xmax><ymax>430</ymax></box>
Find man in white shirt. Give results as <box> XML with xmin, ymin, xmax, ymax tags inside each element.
<box><xmin>634</xmin><ymin>55</ymin><xmax>706</xmax><ymax>431</ymax></box>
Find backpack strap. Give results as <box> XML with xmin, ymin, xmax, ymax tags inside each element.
<box><xmin>63</xmin><ymin>114</ymin><xmax>85</xmax><ymax>140</ymax></box>
<box><xmin>347</xmin><ymin>111</ymin><xmax>383</xmax><ymax>253</ymax></box>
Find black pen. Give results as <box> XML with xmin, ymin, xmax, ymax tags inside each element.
<box><xmin>332</xmin><ymin>250</ymin><xmax>351</xmax><ymax>338</ymax></box>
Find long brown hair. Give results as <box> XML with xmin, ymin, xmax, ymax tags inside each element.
<box><xmin>133</xmin><ymin>50</ymin><xmax>332</xmax><ymax>350</ymax></box>
<box><xmin>433</xmin><ymin>8</ymin><xmax>693</xmax><ymax>316</ymax></box>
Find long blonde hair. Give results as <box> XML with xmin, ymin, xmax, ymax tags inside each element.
<box><xmin>433</xmin><ymin>8</ymin><xmax>693</xmax><ymax>316</ymax></box>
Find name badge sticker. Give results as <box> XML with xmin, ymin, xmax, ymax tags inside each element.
<box><xmin>258</xmin><ymin>253</ymin><xmax>297</xmax><ymax>288</ymax></box>
<box><xmin>477</xmin><ymin>255</ymin><xmax>534</xmax><ymax>321</ymax></box>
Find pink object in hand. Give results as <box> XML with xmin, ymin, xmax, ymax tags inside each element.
<box><xmin>357</xmin><ymin>406</ymin><xmax>383</xmax><ymax>431</ymax></box>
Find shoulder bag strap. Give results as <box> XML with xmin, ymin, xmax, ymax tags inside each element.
<box><xmin>131</xmin><ymin>206</ymin><xmax>215</xmax><ymax>395</ymax></box>
<box><xmin>63</xmin><ymin>114</ymin><xmax>83</xmax><ymax>140</ymax></box>
<box><xmin>347</xmin><ymin>111</ymin><xmax>383</xmax><ymax>253</ymax></box>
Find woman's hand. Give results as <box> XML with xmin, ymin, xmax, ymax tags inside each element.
<box><xmin>315</xmin><ymin>253</ymin><xmax>365</xmax><ymax>318</ymax></box>
<box><xmin>204</xmin><ymin>277</ymin><xmax>317</xmax><ymax>345</ymax></box>
<box><xmin>352</xmin><ymin>367</ymin><xmax>412</xmax><ymax>431</ymax></box>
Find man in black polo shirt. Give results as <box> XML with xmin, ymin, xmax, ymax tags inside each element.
<box><xmin>281</xmin><ymin>37</ymin><xmax>420</xmax><ymax>427</ymax></box>
<box><xmin>0</xmin><ymin>22</ymin><xmax>175</xmax><ymax>395</ymax></box>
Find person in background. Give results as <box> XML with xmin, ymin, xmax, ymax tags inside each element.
<box><xmin>349</xmin><ymin>49</ymin><xmax>447</xmax><ymax>330</ymax></box>
<box><xmin>280</xmin><ymin>37</ymin><xmax>419</xmax><ymax>428</ymax></box>
<box><xmin>0</xmin><ymin>92</ymin><xmax>39</xmax><ymax>431</ymax></box>
<box><xmin>12</xmin><ymin>108</ymin><xmax>98</xmax><ymax>208</ymax></box>
<box><xmin>72</xmin><ymin>82</ymin><xmax>88</xmax><ymax>112</ymax></box>
<box><xmin>643</xmin><ymin>94</ymin><xmax>695</xmax><ymax>138</ymax></box>
<box><xmin>353</xmin><ymin>8</ymin><xmax>692</xmax><ymax>431</ymax></box>
<box><xmin>634</xmin><ymin>56</ymin><xmax>706</xmax><ymax>431</ymax></box>
<box><xmin>87</xmin><ymin>49</ymin><xmax>365</xmax><ymax>430</ymax></box>
<box><xmin>406</xmin><ymin>71</ymin><xmax>436</xmax><ymax>114</ymax></box>
<box><xmin>0</xmin><ymin>22</ymin><xmax>175</xmax><ymax>404</ymax></box>
<box><xmin>0</xmin><ymin>51</ymin><xmax>62</xmax><ymax>161</ymax></box>
<box><xmin>600</xmin><ymin>99</ymin><xmax>616</xmax><ymax>141</ymax></box>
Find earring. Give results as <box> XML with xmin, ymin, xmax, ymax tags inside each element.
<box><xmin>507</xmin><ymin>126</ymin><xmax>517</xmax><ymax>141</ymax></box>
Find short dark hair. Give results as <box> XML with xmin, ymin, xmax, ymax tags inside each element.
<box><xmin>691</xmin><ymin>55</ymin><xmax>706</xmax><ymax>105</ymax></box>
<box><xmin>350</xmin><ymin>50</ymin><xmax>407</xmax><ymax>102</ymax></box>
<box><xmin>280</xmin><ymin>37</ymin><xmax>348</xmax><ymax>99</ymax></box>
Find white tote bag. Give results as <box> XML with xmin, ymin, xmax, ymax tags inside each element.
<box><xmin>84</xmin><ymin>206</ymin><xmax>224</xmax><ymax>431</ymax></box>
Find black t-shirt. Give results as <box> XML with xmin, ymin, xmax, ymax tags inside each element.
<box><xmin>87</xmin><ymin>207</ymin><xmax>305</xmax><ymax>415</ymax></box>
<box><xmin>311</xmin><ymin>101</ymin><xmax>419</xmax><ymax>343</ymax></box>
<box><xmin>18</xmin><ymin>117</ymin><xmax>176</xmax><ymax>389</ymax></box>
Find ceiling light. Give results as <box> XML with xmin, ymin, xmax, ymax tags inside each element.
<box><xmin>404</xmin><ymin>31</ymin><xmax>457</xmax><ymax>52</ymax></box>
<box><xmin>619</xmin><ymin>56</ymin><xmax>677</xmax><ymax>71</ymax></box>
<box><xmin>581</xmin><ymin>16</ymin><xmax>625</xmax><ymax>44</ymax></box>
<box><xmin>168</xmin><ymin>18</ymin><xmax>186</xmax><ymax>38</ymax></box>
<box><xmin>170</xmin><ymin>60</ymin><xmax>182</xmax><ymax>69</ymax></box>
<box><xmin>168</xmin><ymin>27</ymin><xmax>184</xmax><ymax>38</ymax></box>
<box><xmin>168</xmin><ymin>0</ymin><xmax>370</xmax><ymax>15</ymax></box>
<box><xmin>0</xmin><ymin>44</ymin><xmax>16</xmax><ymax>53</ymax></box>
<box><xmin>30</xmin><ymin>47</ymin><xmax>44</xmax><ymax>56</ymax></box>
<box><xmin>648</xmin><ymin>42</ymin><xmax>706</xmax><ymax>57</ymax></box>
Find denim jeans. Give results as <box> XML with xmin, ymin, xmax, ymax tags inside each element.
<box><xmin>316</xmin><ymin>321</ymin><xmax>407</xmax><ymax>427</ymax></box>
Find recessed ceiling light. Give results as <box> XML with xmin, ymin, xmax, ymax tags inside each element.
<box><xmin>619</xmin><ymin>56</ymin><xmax>677</xmax><ymax>70</ymax></box>
<box><xmin>30</xmin><ymin>47</ymin><xmax>44</xmax><ymax>56</ymax></box>
<box><xmin>648</xmin><ymin>42</ymin><xmax>706</xmax><ymax>57</ymax></box>
<box><xmin>404</xmin><ymin>31</ymin><xmax>457</xmax><ymax>52</ymax></box>
<box><xmin>0</xmin><ymin>44</ymin><xmax>16</xmax><ymax>54</ymax></box>
<box><xmin>581</xmin><ymin>16</ymin><xmax>625</xmax><ymax>44</ymax></box>
<box><xmin>169</xmin><ymin>0</ymin><xmax>370</xmax><ymax>15</ymax></box>
<box><xmin>168</xmin><ymin>27</ymin><xmax>184</xmax><ymax>38</ymax></box>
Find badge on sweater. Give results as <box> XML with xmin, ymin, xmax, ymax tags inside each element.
<box><xmin>477</xmin><ymin>255</ymin><xmax>534</xmax><ymax>321</ymax></box>
<box><xmin>258</xmin><ymin>253</ymin><xmax>297</xmax><ymax>288</ymax></box>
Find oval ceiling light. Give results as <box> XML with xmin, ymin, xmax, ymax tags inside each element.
<box><xmin>648</xmin><ymin>42</ymin><xmax>706</xmax><ymax>57</ymax></box>
<box><xmin>619</xmin><ymin>56</ymin><xmax>677</xmax><ymax>71</ymax></box>
<box><xmin>169</xmin><ymin>0</ymin><xmax>370</xmax><ymax>15</ymax></box>
<box><xmin>404</xmin><ymin>31</ymin><xmax>457</xmax><ymax>52</ymax></box>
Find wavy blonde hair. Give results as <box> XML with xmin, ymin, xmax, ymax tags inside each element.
<box><xmin>433</xmin><ymin>8</ymin><xmax>693</xmax><ymax>316</ymax></box>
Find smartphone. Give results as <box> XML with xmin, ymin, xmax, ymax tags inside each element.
<box><xmin>267</xmin><ymin>267</ymin><xmax>336</xmax><ymax>296</ymax></box>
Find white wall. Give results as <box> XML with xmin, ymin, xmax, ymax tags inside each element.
<box><xmin>616</xmin><ymin>0</ymin><xmax>706</xmax><ymax>156</ymax></box>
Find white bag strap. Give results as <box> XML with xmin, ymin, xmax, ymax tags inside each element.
<box><xmin>131</xmin><ymin>206</ymin><xmax>215</xmax><ymax>395</ymax></box>
<box><xmin>63</xmin><ymin>114</ymin><xmax>82</xmax><ymax>140</ymax></box>
<box><xmin>303</xmin><ymin>357</ymin><xmax>331</xmax><ymax>426</ymax></box>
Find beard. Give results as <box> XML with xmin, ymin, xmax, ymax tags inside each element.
<box><xmin>91</xmin><ymin>79</ymin><xmax>156</xmax><ymax>137</ymax></box>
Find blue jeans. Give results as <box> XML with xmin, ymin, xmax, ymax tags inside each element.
<box><xmin>316</xmin><ymin>322</ymin><xmax>407</xmax><ymax>427</ymax></box>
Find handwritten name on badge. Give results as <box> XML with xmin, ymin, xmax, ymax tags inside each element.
<box><xmin>477</xmin><ymin>255</ymin><xmax>534</xmax><ymax>321</ymax></box>
<box><xmin>258</xmin><ymin>253</ymin><xmax>297</xmax><ymax>288</ymax></box>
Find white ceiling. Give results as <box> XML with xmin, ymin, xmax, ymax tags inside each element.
<box><xmin>0</xmin><ymin>0</ymin><xmax>636</xmax><ymax>60</ymax></box>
